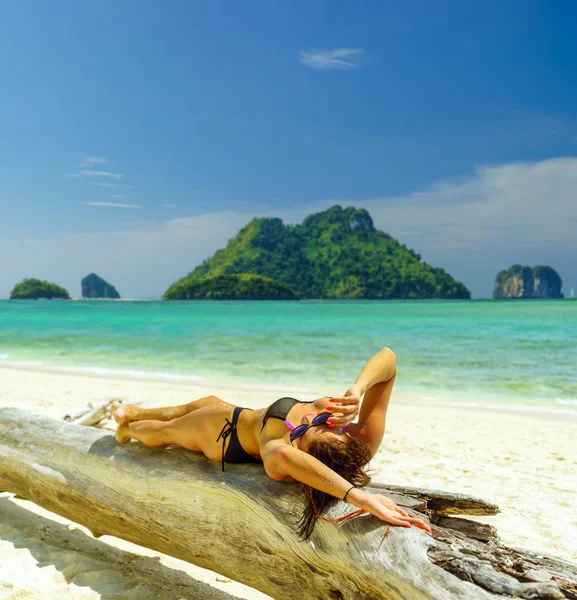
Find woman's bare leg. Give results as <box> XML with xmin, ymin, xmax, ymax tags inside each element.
<box><xmin>113</xmin><ymin>395</ymin><xmax>221</xmax><ymax>425</ymax></box>
<box><xmin>115</xmin><ymin>400</ymin><xmax>234</xmax><ymax>462</ymax></box>
<box><xmin>116</xmin><ymin>419</ymin><xmax>180</xmax><ymax>446</ymax></box>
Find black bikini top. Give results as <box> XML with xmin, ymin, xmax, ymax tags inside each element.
<box><xmin>261</xmin><ymin>396</ymin><xmax>314</xmax><ymax>430</ymax></box>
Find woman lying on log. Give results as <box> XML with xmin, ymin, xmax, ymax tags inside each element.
<box><xmin>113</xmin><ymin>346</ymin><xmax>431</xmax><ymax>538</ymax></box>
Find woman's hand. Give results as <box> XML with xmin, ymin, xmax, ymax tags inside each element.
<box><xmin>349</xmin><ymin>489</ymin><xmax>432</xmax><ymax>534</ymax></box>
<box><xmin>325</xmin><ymin>384</ymin><xmax>363</xmax><ymax>428</ymax></box>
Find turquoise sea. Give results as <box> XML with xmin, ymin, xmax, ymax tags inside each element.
<box><xmin>1</xmin><ymin>299</ymin><xmax>576</xmax><ymax>413</ymax></box>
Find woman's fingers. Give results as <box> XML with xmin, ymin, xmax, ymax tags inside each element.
<box><xmin>327</xmin><ymin>415</ymin><xmax>354</xmax><ymax>428</ymax></box>
<box><xmin>392</xmin><ymin>510</ymin><xmax>431</xmax><ymax>532</ymax></box>
<box><xmin>330</xmin><ymin>396</ymin><xmax>359</xmax><ymax>406</ymax></box>
<box><xmin>411</xmin><ymin>520</ymin><xmax>432</xmax><ymax>534</ymax></box>
<box><xmin>326</xmin><ymin>404</ymin><xmax>356</xmax><ymax>415</ymax></box>
<box><xmin>386</xmin><ymin>514</ymin><xmax>431</xmax><ymax>533</ymax></box>
<box><xmin>399</xmin><ymin>515</ymin><xmax>432</xmax><ymax>533</ymax></box>
<box><xmin>384</xmin><ymin>515</ymin><xmax>412</xmax><ymax>528</ymax></box>
<box><xmin>361</xmin><ymin>495</ymin><xmax>433</xmax><ymax>535</ymax></box>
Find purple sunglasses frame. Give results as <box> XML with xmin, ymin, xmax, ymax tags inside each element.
<box><xmin>285</xmin><ymin>412</ymin><xmax>348</xmax><ymax>442</ymax></box>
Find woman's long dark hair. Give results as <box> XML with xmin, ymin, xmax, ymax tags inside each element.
<box><xmin>298</xmin><ymin>436</ymin><xmax>372</xmax><ymax>539</ymax></box>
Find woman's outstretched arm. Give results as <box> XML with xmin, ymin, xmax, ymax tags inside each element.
<box><xmin>261</xmin><ymin>441</ymin><xmax>431</xmax><ymax>533</ymax></box>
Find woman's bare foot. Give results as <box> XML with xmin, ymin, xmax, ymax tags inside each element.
<box><xmin>115</xmin><ymin>423</ymin><xmax>131</xmax><ymax>443</ymax></box>
<box><xmin>112</xmin><ymin>403</ymin><xmax>141</xmax><ymax>425</ymax></box>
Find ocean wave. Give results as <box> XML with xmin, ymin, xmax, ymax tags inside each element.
<box><xmin>441</xmin><ymin>399</ymin><xmax>577</xmax><ymax>416</ymax></box>
<box><xmin>554</xmin><ymin>398</ymin><xmax>577</xmax><ymax>407</ymax></box>
<box><xmin>58</xmin><ymin>365</ymin><xmax>204</xmax><ymax>381</ymax></box>
<box><xmin>0</xmin><ymin>358</ymin><xmax>45</xmax><ymax>366</ymax></box>
<box><xmin>0</xmin><ymin>359</ymin><xmax>203</xmax><ymax>381</ymax></box>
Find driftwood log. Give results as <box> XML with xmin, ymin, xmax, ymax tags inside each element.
<box><xmin>63</xmin><ymin>398</ymin><xmax>121</xmax><ymax>429</ymax></box>
<box><xmin>0</xmin><ymin>408</ymin><xmax>575</xmax><ymax>600</ymax></box>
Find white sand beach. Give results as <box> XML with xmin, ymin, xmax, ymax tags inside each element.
<box><xmin>1</xmin><ymin>364</ymin><xmax>576</xmax><ymax>599</ymax></box>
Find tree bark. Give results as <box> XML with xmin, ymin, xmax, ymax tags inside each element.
<box><xmin>0</xmin><ymin>408</ymin><xmax>575</xmax><ymax>600</ymax></box>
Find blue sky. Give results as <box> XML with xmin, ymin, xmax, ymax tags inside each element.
<box><xmin>1</xmin><ymin>1</ymin><xmax>576</xmax><ymax>298</ymax></box>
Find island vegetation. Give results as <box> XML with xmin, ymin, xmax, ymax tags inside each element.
<box><xmin>81</xmin><ymin>273</ymin><xmax>121</xmax><ymax>299</ymax></box>
<box><xmin>165</xmin><ymin>205</ymin><xmax>470</xmax><ymax>300</ymax></box>
<box><xmin>164</xmin><ymin>273</ymin><xmax>298</xmax><ymax>300</ymax></box>
<box><xmin>10</xmin><ymin>278</ymin><xmax>70</xmax><ymax>300</ymax></box>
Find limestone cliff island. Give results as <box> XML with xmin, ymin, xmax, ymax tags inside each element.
<box><xmin>493</xmin><ymin>265</ymin><xmax>563</xmax><ymax>299</ymax></box>
<box><xmin>164</xmin><ymin>205</ymin><xmax>471</xmax><ymax>300</ymax></box>
<box><xmin>10</xmin><ymin>278</ymin><xmax>70</xmax><ymax>300</ymax></box>
<box><xmin>81</xmin><ymin>273</ymin><xmax>121</xmax><ymax>299</ymax></box>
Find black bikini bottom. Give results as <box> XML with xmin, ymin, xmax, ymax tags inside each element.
<box><xmin>216</xmin><ymin>406</ymin><xmax>262</xmax><ymax>472</ymax></box>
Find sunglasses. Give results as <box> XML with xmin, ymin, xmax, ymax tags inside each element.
<box><xmin>285</xmin><ymin>412</ymin><xmax>332</xmax><ymax>442</ymax></box>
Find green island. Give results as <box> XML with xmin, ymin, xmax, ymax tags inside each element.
<box><xmin>165</xmin><ymin>205</ymin><xmax>470</xmax><ymax>300</ymax></box>
<box><xmin>164</xmin><ymin>273</ymin><xmax>298</xmax><ymax>300</ymax></box>
<box><xmin>10</xmin><ymin>278</ymin><xmax>70</xmax><ymax>300</ymax></box>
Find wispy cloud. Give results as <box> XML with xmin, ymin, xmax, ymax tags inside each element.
<box><xmin>80</xmin><ymin>170</ymin><xmax>123</xmax><ymax>179</ymax></box>
<box><xmin>82</xmin><ymin>201</ymin><xmax>140</xmax><ymax>208</ymax></box>
<box><xmin>361</xmin><ymin>158</ymin><xmax>577</xmax><ymax>251</ymax></box>
<box><xmin>89</xmin><ymin>182</ymin><xmax>135</xmax><ymax>189</ymax></box>
<box><xmin>81</xmin><ymin>156</ymin><xmax>109</xmax><ymax>166</ymax></box>
<box><xmin>299</xmin><ymin>48</ymin><xmax>365</xmax><ymax>70</ymax></box>
<box><xmin>111</xmin><ymin>194</ymin><xmax>128</xmax><ymax>199</ymax></box>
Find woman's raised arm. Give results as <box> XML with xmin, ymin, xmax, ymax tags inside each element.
<box><xmin>329</xmin><ymin>347</ymin><xmax>397</xmax><ymax>457</ymax></box>
<box><xmin>353</xmin><ymin>346</ymin><xmax>397</xmax><ymax>393</ymax></box>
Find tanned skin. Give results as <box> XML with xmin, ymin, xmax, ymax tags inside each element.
<box><xmin>113</xmin><ymin>347</ymin><xmax>431</xmax><ymax>533</ymax></box>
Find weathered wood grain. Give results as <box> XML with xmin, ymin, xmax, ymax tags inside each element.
<box><xmin>0</xmin><ymin>408</ymin><xmax>574</xmax><ymax>600</ymax></box>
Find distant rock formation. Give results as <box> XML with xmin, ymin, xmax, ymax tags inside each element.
<box><xmin>81</xmin><ymin>273</ymin><xmax>121</xmax><ymax>299</ymax></box>
<box><xmin>10</xmin><ymin>278</ymin><xmax>70</xmax><ymax>300</ymax></box>
<box><xmin>493</xmin><ymin>265</ymin><xmax>563</xmax><ymax>299</ymax></box>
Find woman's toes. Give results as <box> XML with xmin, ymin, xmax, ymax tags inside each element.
<box><xmin>113</xmin><ymin>403</ymin><xmax>141</xmax><ymax>424</ymax></box>
<box><xmin>113</xmin><ymin>406</ymin><xmax>127</xmax><ymax>425</ymax></box>
<box><xmin>115</xmin><ymin>424</ymin><xmax>131</xmax><ymax>444</ymax></box>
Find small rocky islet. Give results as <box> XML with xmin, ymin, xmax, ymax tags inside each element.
<box><xmin>493</xmin><ymin>265</ymin><xmax>563</xmax><ymax>299</ymax></box>
<box><xmin>81</xmin><ymin>273</ymin><xmax>121</xmax><ymax>299</ymax></box>
<box><xmin>9</xmin><ymin>273</ymin><xmax>121</xmax><ymax>300</ymax></box>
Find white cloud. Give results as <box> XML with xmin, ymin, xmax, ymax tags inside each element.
<box><xmin>81</xmin><ymin>156</ymin><xmax>109</xmax><ymax>167</ymax></box>
<box><xmin>299</xmin><ymin>48</ymin><xmax>365</xmax><ymax>70</ymax></box>
<box><xmin>89</xmin><ymin>182</ymin><xmax>135</xmax><ymax>189</ymax></box>
<box><xmin>361</xmin><ymin>157</ymin><xmax>577</xmax><ymax>251</ymax></box>
<box><xmin>111</xmin><ymin>194</ymin><xmax>129</xmax><ymax>199</ymax></box>
<box><xmin>80</xmin><ymin>170</ymin><xmax>123</xmax><ymax>179</ymax></box>
<box><xmin>82</xmin><ymin>202</ymin><xmax>140</xmax><ymax>208</ymax></box>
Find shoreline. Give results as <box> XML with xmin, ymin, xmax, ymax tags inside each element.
<box><xmin>1</xmin><ymin>362</ymin><xmax>576</xmax><ymax>424</ymax></box>
<box><xmin>0</xmin><ymin>364</ymin><xmax>576</xmax><ymax>598</ymax></box>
